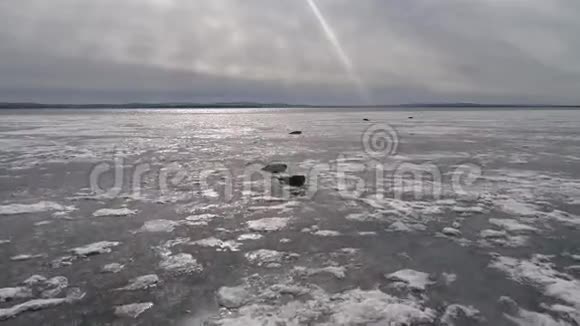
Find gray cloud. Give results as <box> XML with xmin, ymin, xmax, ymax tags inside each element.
<box><xmin>0</xmin><ymin>0</ymin><xmax>579</xmax><ymax>104</ymax></box>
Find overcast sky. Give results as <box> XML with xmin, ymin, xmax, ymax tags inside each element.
<box><xmin>0</xmin><ymin>0</ymin><xmax>579</xmax><ymax>104</ymax></box>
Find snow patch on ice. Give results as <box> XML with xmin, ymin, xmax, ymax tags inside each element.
<box><xmin>247</xmin><ymin>217</ymin><xmax>290</xmax><ymax>232</ymax></box>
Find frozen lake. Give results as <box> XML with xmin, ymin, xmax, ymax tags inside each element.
<box><xmin>1</xmin><ymin>108</ymin><xmax>580</xmax><ymax>325</ymax></box>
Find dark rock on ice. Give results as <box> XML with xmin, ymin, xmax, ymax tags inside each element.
<box><xmin>262</xmin><ymin>163</ymin><xmax>287</xmax><ymax>174</ymax></box>
<box><xmin>289</xmin><ymin>175</ymin><xmax>306</xmax><ymax>187</ymax></box>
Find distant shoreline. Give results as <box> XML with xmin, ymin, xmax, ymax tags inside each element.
<box><xmin>1</xmin><ymin>102</ymin><xmax>579</xmax><ymax>110</ymax></box>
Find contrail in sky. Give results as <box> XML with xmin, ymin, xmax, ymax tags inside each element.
<box><xmin>305</xmin><ymin>0</ymin><xmax>372</xmax><ymax>104</ymax></box>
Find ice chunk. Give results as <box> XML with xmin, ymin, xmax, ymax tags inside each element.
<box><xmin>304</xmin><ymin>266</ymin><xmax>347</xmax><ymax>279</ymax></box>
<box><xmin>191</xmin><ymin>238</ymin><xmax>241</xmax><ymax>252</ymax></box>
<box><xmin>22</xmin><ymin>275</ymin><xmax>47</xmax><ymax>287</ymax></box>
<box><xmin>0</xmin><ymin>289</ymin><xmax>84</xmax><ymax>321</ymax></box>
<box><xmin>480</xmin><ymin>229</ymin><xmax>507</xmax><ymax>239</ymax></box>
<box><xmin>217</xmin><ymin>286</ymin><xmax>251</xmax><ymax>308</ymax></box>
<box><xmin>386</xmin><ymin>269</ymin><xmax>434</xmax><ymax>291</ymax></box>
<box><xmin>245</xmin><ymin>250</ymin><xmax>297</xmax><ymax>267</ymax></box>
<box><xmin>159</xmin><ymin>253</ymin><xmax>203</xmax><ymax>274</ymax></box>
<box><xmin>0</xmin><ymin>201</ymin><xmax>73</xmax><ymax>215</ymax></box>
<box><xmin>0</xmin><ymin>287</ymin><xmax>33</xmax><ymax>303</ymax></box>
<box><xmin>102</xmin><ymin>263</ymin><xmax>125</xmax><ymax>274</ymax></box>
<box><xmin>184</xmin><ymin>213</ymin><xmax>218</xmax><ymax>226</ymax></box>
<box><xmin>489</xmin><ymin>218</ymin><xmax>539</xmax><ymax>233</ymax></box>
<box><xmin>496</xmin><ymin>199</ymin><xmax>539</xmax><ymax>216</ymax></box>
<box><xmin>10</xmin><ymin>254</ymin><xmax>45</xmax><ymax>261</ymax></box>
<box><xmin>93</xmin><ymin>208</ymin><xmax>136</xmax><ymax>217</ymax></box>
<box><xmin>117</xmin><ymin>275</ymin><xmax>159</xmax><ymax>291</ymax></box>
<box><xmin>313</xmin><ymin>230</ymin><xmax>342</xmax><ymax>237</ymax></box>
<box><xmin>41</xmin><ymin>276</ymin><xmax>69</xmax><ymax>298</ymax></box>
<box><xmin>387</xmin><ymin>221</ymin><xmax>427</xmax><ymax>232</ymax></box>
<box><xmin>139</xmin><ymin>219</ymin><xmax>178</xmax><ymax>233</ymax></box>
<box><xmin>237</xmin><ymin>233</ymin><xmax>263</xmax><ymax>241</ymax></box>
<box><xmin>114</xmin><ymin>302</ymin><xmax>153</xmax><ymax>318</ymax></box>
<box><xmin>247</xmin><ymin>217</ymin><xmax>290</xmax><ymax>232</ymax></box>
<box><xmin>440</xmin><ymin>304</ymin><xmax>484</xmax><ymax>325</ymax></box>
<box><xmin>71</xmin><ymin>241</ymin><xmax>120</xmax><ymax>257</ymax></box>
<box><xmin>442</xmin><ymin>227</ymin><xmax>462</xmax><ymax>237</ymax></box>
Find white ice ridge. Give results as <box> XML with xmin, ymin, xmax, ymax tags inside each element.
<box><xmin>92</xmin><ymin>208</ymin><xmax>137</xmax><ymax>217</ymax></box>
<box><xmin>0</xmin><ymin>201</ymin><xmax>74</xmax><ymax>215</ymax></box>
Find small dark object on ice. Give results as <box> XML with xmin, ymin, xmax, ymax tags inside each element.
<box><xmin>288</xmin><ymin>175</ymin><xmax>306</xmax><ymax>187</ymax></box>
<box><xmin>408</xmin><ymin>116</ymin><xmax>414</xmax><ymax>119</ymax></box>
<box><xmin>289</xmin><ymin>131</ymin><xmax>302</xmax><ymax>135</ymax></box>
<box><xmin>262</xmin><ymin>163</ymin><xmax>287</xmax><ymax>173</ymax></box>
<box><xmin>363</xmin><ymin>118</ymin><xmax>370</xmax><ymax>121</ymax></box>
